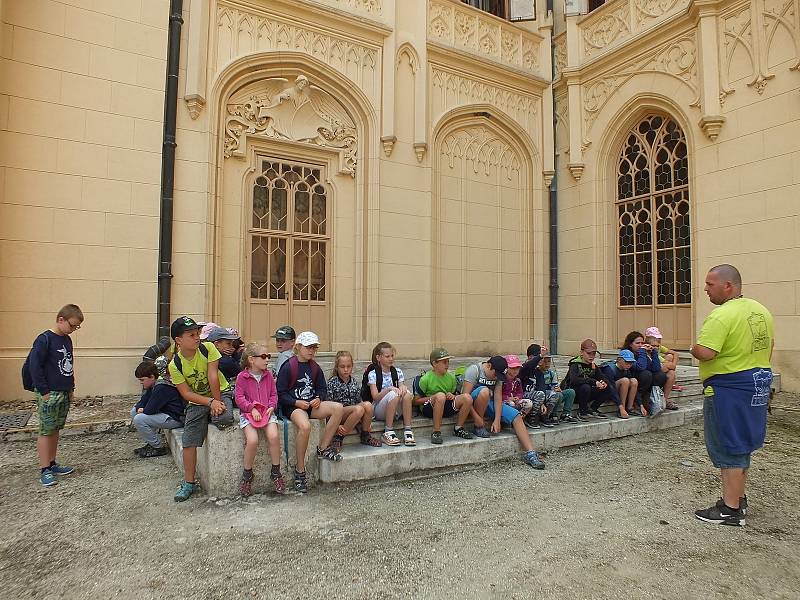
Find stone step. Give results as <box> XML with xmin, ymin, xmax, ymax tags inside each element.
<box><xmin>318</xmin><ymin>401</ymin><xmax>703</xmax><ymax>484</ymax></box>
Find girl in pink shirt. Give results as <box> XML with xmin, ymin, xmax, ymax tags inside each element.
<box><xmin>235</xmin><ymin>342</ymin><xmax>284</xmax><ymax>496</ymax></box>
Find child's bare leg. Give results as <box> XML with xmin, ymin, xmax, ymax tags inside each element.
<box><xmin>401</xmin><ymin>391</ymin><xmax>414</xmax><ymax>427</ymax></box>
<box><xmin>471</xmin><ymin>388</ymin><xmax>490</xmax><ymax>427</ymax></box>
<box><xmin>616</xmin><ymin>379</ymin><xmax>630</xmax><ymax>410</ymax></box>
<box><xmin>312</xmin><ymin>401</ymin><xmax>344</xmax><ymax>448</ymax></box>
<box><xmin>360</xmin><ymin>401</ymin><xmax>374</xmax><ymax>432</ymax></box>
<box><xmin>664</xmin><ymin>368</ymin><xmax>676</xmax><ymax>401</ymax></box>
<box><xmin>628</xmin><ymin>378</ymin><xmax>639</xmax><ymax>409</ymax></box>
<box><xmin>511</xmin><ymin>415</ymin><xmax>533</xmax><ymax>452</ymax></box>
<box><xmin>383</xmin><ymin>393</ymin><xmax>400</xmax><ymax>430</ymax></box>
<box><xmin>242</xmin><ymin>425</ymin><xmax>259</xmax><ymax>470</ymax></box>
<box><xmin>265</xmin><ymin>422</ymin><xmax>281</xmax><ymax>467</ymax></box>
<box><xmin>455</xmin><ymin>393</ymin><xmax>473</xmax><ymax>428</ymax></box>
<box><xmin>339</xmin><ymin>404</ymin><xmax>364</xmax><ymax>435</ymax></box>
<box><xmin>183</xmin><ymin>447</ymin><xmax>197</xmax><ymax>482</ymax></box>
<box><xmin>37</xmin><ymin>434</ymin><xmax>58</xmax><ymax>469</ymax></box>
<box><xmin>290</xmin><ymin>410</ymin><xmax>311</xmax><ymax>472</ymax></box>
<box><xmin>430</xmin><ymin>392</ymin><xmax>446</xmax><ymax>431</ymax></box>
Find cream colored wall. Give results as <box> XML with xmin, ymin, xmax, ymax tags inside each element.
<box><xmin>0</xmin><ymin>0</ymin><xmax>170</xmax><ymax>400</ymax></box>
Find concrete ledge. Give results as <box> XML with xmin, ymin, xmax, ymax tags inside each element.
<box><xmin>167</xmin><ymin>411</ymin><xmax>322</xmax><ymax>497</ymax></box>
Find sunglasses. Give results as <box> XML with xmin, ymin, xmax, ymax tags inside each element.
<box><xmin>67</xmin><ymin>321</ymin><xmax>82</xmax><ymax>330</ymax></box>
<box><xmin>252</xmin><ymin>353</ymin><xmax>271</xmax><ymax>360</ymax></box>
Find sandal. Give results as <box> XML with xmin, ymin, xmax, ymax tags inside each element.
<box><xmin>382</xmin><ymin>431</ymin><xmax>401</xmax><ymax>446</ymax></box>
<box><xmin>316</xmin><ymin>445</ymin><xmax>343</xmax><ymax>461</ymax></box>
<box><xmin>360</xmin><ymin>431</ymin><xmax>382</xmax><ymax>447</ymax></box>
<box><xmin>665</xmin><ymin>401</ymin><xmax>678</xmax><ymax>410</ymax></box>
<box><xmin>331</xmin><ymin>434</ymin><xmax>344</xmax><ymax>453</ymax></box>
<box><xmin>404</xmin><ymin>430</ymin><xmax>416</xmax><ymax>446</ymax></box>
<box><xmin>239</xmin><ymin>473</ymin><xmax>253</xmax><ymax>497</ymax></box>
<box><xmin>294</xmin><ymin>469</ymin><xmax>307</xmax><ymax>493</ymax></box>
<box><xmin>271</xmin><ymin>471</ymin><xmax>286</xmax><ymax>494</ymax></box>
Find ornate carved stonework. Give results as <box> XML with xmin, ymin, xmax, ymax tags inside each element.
<box><xmin>633</xmin><ymin>0</ymin><xmax>686</xmax><ymax>28</ymax></box>
<box><xmin>582</xmin><ymin>36</ymin><xmax>699</xmax><ymax>140</ymax></box>
<box><xmin>567</xmin><ymin>162</ymin><xmax>585</xmax><ymax>180</ymax></box>
<box><xmin>224</xmin><ymin>75</ymin><xmax>358</xmax><ymax>175</ymax></box>
<box><xmin>554</xmin><ymin>35</ymin><xmax>567</xmax><ymax>79</ymax></box>
<box><xmin>554</xmin><ymin>90</ymin><xmax>570</xmax><ymax>153</ymax></box>
<box><xmin>318</xmin><ymin>0</ymin><xmax>383</xmax><ymax>16</ymax></box>
<box><xmin>431</xmin><ymin>67</ymin><xmax>539</xmax><ymax>146</ymax></box>
<box><xmin>699</xmin><ymin>115</ymin><xmax>726</xmax><ymax>141</ymax></box>
<box><xmin>583</xmin><ymin>3</ymin><xmax>632</xmax><ymax>58</ymax></box>
<box><xmin>215</xmin><ymin>3</ymin><xmax>379</xmax><ymax>102</ymax></box>
<box><xmin>427</xmin><ymin>0</ymin><xmax>542</xmax><ymax>75</ymax></box>
<box><xmin>543</xmin><ymin>170</ymin><xmax>555</xmax><ymax>188</ymax></box>
<box><xmin>414</xmin><ymin>142</ymin><xmax>428</xmax><ymax>163</ymax></box>
<box><xmin>380</xmin><ymin>135</ymin><xmax>396</xmax><ymax>157</ymax></box>
<box><xmin>440</xmin><ymin>125</ymin><xmax>522</xmax><ymax>181</ymax></box>
<box><xmin>185</xmin><ymin>94</ymin><xmax>205</xmax><ymax>120</ymax></box>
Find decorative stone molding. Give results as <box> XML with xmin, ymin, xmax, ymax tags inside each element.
<box><xmin>223</xmin><ymin>75</ymin><xmax>358</xmax><ymax>175</ymax></box>
<box><xmin>440</xmin><ymin>126</ymin><xmax>521</xmax><ymax>180</ymax></box>
<box><xmin>554</xmin><ymin>34</ymin><xmax>567</xmax><ymax>79</ymax></box>
<box><xmin>543</xmin><ymin>170</ymin><xmax>555</xmax><ymax>188</ymax></box>
<box><xmin>633</xmin><ymin>0</ymin><xmax>686</xmax><ymax>28</ymax></box>
<box><xmin>583</xmin><ymin>2</ymin><xmax>632</xmax><ymax>58</ymax></box>
<box><xmin>380</xmin><ymin>135</ymin><xmax>396</xmax><ymax>157</ymax></box>
<box><xmin>431</xmin><ymin>66</ymin><xmax>539</xmax><ymax>144</ymax></box>
<box><xmin>567</xmin><ymin>162</ymin><xmax>585</xmax><ymax>180</ymax></box>
<box><xmin>427</xmin><ymin>0</ymin><xmax>542</xmax><ymax>75</ymax></box>
<box><xmin>554</xmin><ymin>90</ymin><xmax>570</xmax><ymax>153</ymax></box>
<box><xmin>184</xmin><ymin>94</ymin><xmax>206</xmax><ymax>120</ymax></box>
<box><xmin>414</xmin><ymin>142</ymin><xmax>428</xmax><ymax>163</ymax></box>
<box><xmin>215</xmin><ymin>3</ymin><xmax>380</xmax><ymax>102</ymax></box>
<box><xmin>699</xmin><ymin>115</ymin><xmax>726</xmax><ymax>141</ymax></box>
<box><xmin>316</xmin><ymin>0</ymin><xmax>383</xmax><ymax>16</ymax></box>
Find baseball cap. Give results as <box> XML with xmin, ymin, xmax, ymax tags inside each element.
<box><xmin>429</xmin><ymin>348</ymin><xmax>452</xmax><ymax>364</ymax></box>
<box><xmin>170</xmin><ymin>316</ymin><xmax>202</xmax><ymax>339</ymax></box>
<box><xmin>505</xmin><ymin>354</ymin><xmax>523</xmax><ymax>369</ymax></box>
<box><xmin>271</xmin><ymin>325</ymin><xmax>296</xmax><ymax>340</ymax></box>
<box><xmin>618</xmin><ymin>349</ymin><xmax>635</xmax><ymax>362</ymax></box>
<box><xmin>199</xmin><ymin>322</ymin><xmax>218</xmax><ymax>340</ymax></box>
<box><xmin>206</xmin><ymin>326</ymin><xmax>240</xmax><ymax>343</ymax></box>
<box><xmin>580</xmin><ymin>338</ymin><xmax>598</xmax><ymax>351</ymax></box>
<box><xmin>644</xmin><ymin>326</ymin><xmax>663</xmax><ymax>339</ymax></box>
<box><xmin>296</xmin><ymin>331</ymin><xmax>320</xmax><ymax>347</ymax></box>
<box><xmin>526</xmin><ymin>343</ymin><xmax>541</xmax><ymax>357</ymax></box>
<box><xmin>487</xmin><ymin>355</ymin><xmax>508</xmax><ymax>381</ymax></box>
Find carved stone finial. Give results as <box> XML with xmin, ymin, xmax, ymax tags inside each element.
<box><xmin>381</xmin><ymin>136</ymin><xmax>397</xmax><ymax>157</ymax></box>
<box><xmin>699</xmin><ymin>115</ymin><xmax>725</xmax><ymax>142</ymax></box>
<box><xmin>185</xmin><ymin>94</ymin><xmax>206</xmax><ymax>120</ymax></box>
<box><xmin>543</xmin><ymin>170</ymin><xmax>555</xmax><ymax>189</ymax></box>
<box><xmin>567</xmin><ymin>162</ymin><xmax>584</xmax><ymax>181</ymax></box>
<box><xmin>413</xmin><ymin>142</ymin><xmax>427</xmax><ymax>163</ymax></box>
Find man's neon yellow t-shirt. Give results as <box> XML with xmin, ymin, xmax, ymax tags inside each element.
<box><xmin>168</xmin><ymin>341</ymin><xmax>230</xmax><ymax>399</ymax></box>
<box><xmin>696</xmin><ymin>298</ymin><xmax>774</xmax><ymax>381</ymax></box>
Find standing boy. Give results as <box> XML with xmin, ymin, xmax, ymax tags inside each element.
<box><xmin>168</xmin><ymin>316</ymin><xmax>234</xmax><ymax>502</ymax></box>
<box><xmin>414</xmin><ymin>348</ymin><xmax>474</xmax><ymax>444</ymax></box>
<box><xmin>24</xmin><ymin>304</ymin><xmax>84</xmax><ymax>486</ymax></box>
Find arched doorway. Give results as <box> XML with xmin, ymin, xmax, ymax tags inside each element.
<box><xmin>615</xmin><ymin>114</ymin><xmax>692</xmax><ymax>349</ymax></box>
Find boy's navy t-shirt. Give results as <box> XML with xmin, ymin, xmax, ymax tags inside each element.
<box><xmin>28</xmin><ymin>330</ymin><xmax>75</xmax><ymax>396</ymax></box>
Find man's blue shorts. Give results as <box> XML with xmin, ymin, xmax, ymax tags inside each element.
<box><xmin>704</xmin><ymin>398</ymin><xmax>752</xmax><ymax>469</ymax></box>
<box><xmin>470</xmin><ymin>385</ymin><xmax>520</xmax><ymax>425</ymax></box>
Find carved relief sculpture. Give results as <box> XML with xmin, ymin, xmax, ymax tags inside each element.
<box><xmin>224</xmin><ymin>75</ymin><xmax>358</xmax><ymax>175</ymax></box>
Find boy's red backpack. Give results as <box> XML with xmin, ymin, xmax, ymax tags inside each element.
<box><xmin>360</xmin><ymin>363</ymin><xmax>399</xmax><ymax>403</ymax></box>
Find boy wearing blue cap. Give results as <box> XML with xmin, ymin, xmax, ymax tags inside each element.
<box><xmin>605</xmin><ymin>350</ymin><xmax>638</xmax><ymax>418</ymax></box>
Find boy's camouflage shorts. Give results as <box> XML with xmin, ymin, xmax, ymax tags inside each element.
<box><xmin>35</xmin><ymin>390</ymin><xmax>71</xmax><ymax>435</ymax></box>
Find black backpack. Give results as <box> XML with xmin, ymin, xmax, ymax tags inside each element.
<box><xmin>360</xmin><ymin>363</ymin><xmax>399</xmax><ymax>403</ymax></box>
<box><xmin>21</xmin><ymin>333</ymin><xmax>50</xmax><ymax>392</ymax></box>
<box><xmin>172</xmin><ymin>342</ymin><xmax>209</xmax><ymax>374</ymax></box>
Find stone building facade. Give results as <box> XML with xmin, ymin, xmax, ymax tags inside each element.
<box><xmin>0</xmin><ymin>0</ymin><xmax>798</xmax><ymax>400</ymax></box>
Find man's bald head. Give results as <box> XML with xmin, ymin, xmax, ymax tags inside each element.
<box><xmin>705</xmin><ymin>264</ymin><xmax>742</xmax><ymax>305</ymax></box>
<box><xmin>709</xmin><ymin>264</ymin><xmax>742</xmax><ymax>287</ymax></box>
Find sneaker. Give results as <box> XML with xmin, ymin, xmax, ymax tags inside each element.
<box><xmin>577</xmin><ymin>413</ymin><xmax>590</xmax><ymax>422</ymax></box>
<box><xmin>431</xmin><ymin>431</ymin><xmax>443</xmax><ymax>445</ymax></box>
<box><xmin>40</xmin><ymin>469</ymin><xmax>57</xmax><ymax>487</ymax></box>
<box><xmin>294</xmin><ymin>469</ymin><xmax>308</xmax><ymax>493</ymax></box>
<box><xmin>740</xmin><ymin>495</ymin><xmax>748</xmax><ymax>516</ymax></box>
<box><xmin>473</xmin><ymin>426</ymin><xmax>490</xmax><ymax>438</ymax></box>
<box><xmin>403</xmin><ymin>430</ymin><xmax>416</xmax><ymax>446</ymax></box>
<box><xmin>139</xmin><ymin>445</ymin><xmax>169</xmax><ymax>458</ymax></box>
<box><xmin>453</xmin><ymin>426</ymin><xmax>473</xmax><ymax>440</ymax></box>
<box><xmin>174</xmin><ymin>480</ymin><xmax>199</xmax><ymax>502</ymax></box>
<box><xmin>49</xmin><ymin>463</ymin><xmax>75</xmax><ymax>475</ymax></box>
<box><xmin>694</xmin><ymin>499</ymin><xmax>744</xmax><ymax>527</ymax></box>
<box><xmin>591</xmin><ymin>410</ymin><xmax>609</xmax><ymax>420</ymax></box>
<box><xmin>134</xmin><ymin>444</ymin><xmax>151</xmax><ymax>456</ymax></box>
<box><xmin>239</xmin><ymin>474</ymin><xmax>253</xmax><ymax>497</ymax></box>
<box><xmin>316</xmin><ymin>445</ymin><xmax>343</xmax><ymax>461</ymax></box>
<box><xmin>541</xmin><ymin>418</ymin><xmax>556</xmax><ymax>428</ymax></box>
<box><xmin>523</xmin><ymin>450</ymin><xmax>545</xmax><ymax>470</ymax></box>
<box><xmin>561</xmin><ymin>414</ymin><xmax>578</xmax><ymax>424</ymax></box>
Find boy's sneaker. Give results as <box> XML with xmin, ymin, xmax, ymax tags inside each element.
<box><xmin>174</xmin><ymin>480</ymin><xmax>199</xmax><ymax>502</ymax></box>
<box><xmin>695</xmin><ymin>499</ymin><xmax>744</xmax><ymax>526</ymax></box>
<box><xmin>40</xmin><ymin>469</ymin><xmax>57</xmax><ymax>487</ymax></box>
<box><xmin>139</xmin><ymin>445</ymin><xmax>169</xmax><ymax>458</ymax></box>
<box><xmin>561</xmin><ymin>414</ymin><xmax>578</xmax><ymax>424</ymax></box>
<box><xmin>541</xmin><ymin>418</ymin><xmax>556</xmax><ymax>428</ymax></box>
<box><xmin>576</xmin><ymin>413</ymin><xmax>590</xmax><ymax>422</ymax></box>
<box><xmin>49</xmin><ymin>463</ymin><xmax>75</xmax><ymax>475</ymax></box>
<box><xmin>525</xmin><ymin>418</ymin><xmax>541</xmax><ymax>429</ymax></box>
<box><xmin>316</xmin><ymin>445</ymin><xmax>343</xmax><ymax>461</ymax></box>
<box><xmin>473</xmin><ymin>426</ymin><xmax>490</xmax><ymax>438</ymax></box>
<box><xmin>453</xmin><ymin>426</ymin><xmax>473</xmax><ymax>440</ymax></box>
<box><xmin>590</xmin><ymin>410</ymin><xmax>609</xmax><ymax>420</ymax></box>
<box><xmin>430</xmin><ymin>431</ymin><xmax>443</xmax><ymax>444</ymax></box>
<box><xmin>294</xmin><ymin>469</ymin><xmax>308</xmax><ymax>493</ymax></box>
<box><xmin>523</xmin><ymin>450</ymin><xmax>545</xmax><ymax>470</ymax></box>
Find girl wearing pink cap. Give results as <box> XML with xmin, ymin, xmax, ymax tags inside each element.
<box><xmin>501</xmin><ymin>355</ymin><xmax>533</xmax><ymax>419</ymax></box>
<box><xmin>235</xmin><ymin>342</ymin><xmax>284</xmax><ymax>496</ymax></box>
<box><xmin>644</xmin><ymin>326</ymin><xmax>679</xmax><ymax>410</ymax></box>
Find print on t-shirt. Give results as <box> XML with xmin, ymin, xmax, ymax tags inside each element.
<box><xmin>57</xmin><ymin>346</ymin><xmax>73</xmax><ymax>377</ymax></box>
<box><xmin>748</xmin><ymin>312</ymin><xmax>769</xmax><ymax>353</ymax></box>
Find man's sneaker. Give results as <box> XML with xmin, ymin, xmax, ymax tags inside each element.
<box><xmin>134</xmin><ymin>444</ymin><xmax>151</xmax><ymax>456</ymax></box>
<box><xmin>561</xmin><ymin>414</ymin><xmax>578</xmax><ymax>424</ymax></box>
<box><xmin>40</xmin><ymin>469</ymin><xmax>57</xmax><ymax>487</ymax></box>
<box><xmin>294</xmin><ymin>469</ymin><xmax>308</xmax><ymax>493</ymax></box>
<box><xmin>430</xmin><ymin>431</ymin><xmax>443</xmax><ymax>445</ymax></box>
<box><xmin>523</xmin><ymin>450</ymin><xmax>545</xmax><ymax>470</ymax></box>
<box><xmin>694</xmin><ymin>499</ymin><xmax>745</xmax><ymax>527</ymax></box>
<box><xmin>174</xmin><ymin>480</ymin><xmax>199</xmax><ymax>502</ymax></box>
<box><xmin>453</xmin><ymin>427</ymin><xmax>473</xmax><ymax>440</ymax></box>
<box><xmin>590</xmin><ymin>410</ymin><xmax>609</xmax><ymax>420</ymax></box>
<box><xmin>139</xmin><ymin>445</ymin><xmax>169</xmax><ymax>458</ymax></box>
<box><xmin>49</xmin><ymin>463</ymin><xmax>75</xmax><ymax>475</ymax></box>
<box><xmin>473</xmin><ymin>426</ymin><xmax>490</xmax><ymax>438</ymax></box>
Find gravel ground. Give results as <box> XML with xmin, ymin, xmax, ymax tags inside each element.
<box><xmin>0</xmin><ymin>395</ymin><xmax>798</xmax><ymax>600</ymax></box>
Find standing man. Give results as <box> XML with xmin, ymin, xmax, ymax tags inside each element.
<box><xmin>691</xmin><ymin>264</ymin><xmax>773</xmax><ymax>527</ymax></box>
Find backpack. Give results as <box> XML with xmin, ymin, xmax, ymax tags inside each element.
<box><xmin>412</xmin><ymin>370</ymin><xmax>426</xmax><ymax>398</ymax></box>
<box><xmin>21</xmin><ymin>334</ymin><xmax>50</xmax><ymax>392</ymax></box>
<box><xmin>453</xmin><ymin>365</ymin><xmax>467</xmax><ymax>394</ymax></box>
<box><xmin>360</xmin><ymin>363</ymin><xmax>399</xmax><ymax>403</ymax></box>
<box><xmin>172</xmin><ymin>342</ymin><xmax>209</xmax><ymax>375</ymax></box>
<box><xmin>649</xmin><ymin>386</ymin><xmax>665</xmax><ymax>418</ymax></box>
<box><xmin>285</xmin><ymin>355</ymin><xmax>322</xmax><ymax>391</ymax></box>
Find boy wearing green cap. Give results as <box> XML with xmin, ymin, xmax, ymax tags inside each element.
<box><xmin>414</xmin><ymin>349</ymin><xmax>474</xmax><ymax>444</ymax></box>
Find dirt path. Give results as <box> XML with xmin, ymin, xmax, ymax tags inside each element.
<box><xmin>0</xmin><ymin>396</ymin><xmax>798</xmax><ymax>600</ymax></box>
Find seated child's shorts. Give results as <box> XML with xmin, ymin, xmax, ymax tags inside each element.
<box><xmin>420</xmin><ymin>398</ymin><xmax>458</xmax><ymax>418</ymax></box>
<box><xmin>239</xmin><ymin>412</ymin><xmax>279</xmax><ymax>429</ymax></box>
<box><xmin>182</xmin><ymin>388</ymin><xmax>234</xmax><ymax>447</ymax></box>
<box><xmin>484</xmin><ymin>397</ymin><xmax>521</xmax><ymax>425</ymax></box>
<box><xmin>35</xmin><ymin>390</ymin><xmax>71</xmax><ymax>436</ymax></box>
<box><xmin>374</xmin><ymin>390</ymin><xmax>404</xmax><ymax>421</ymax></box>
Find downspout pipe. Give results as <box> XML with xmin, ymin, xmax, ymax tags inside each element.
<box><xmin>157</xmin><ymin>0</ymin><xmax>184</xmax><ymax>339</ymax></box>
<box><xmin>547</xmin><ymin>0</ymin><xmax>559</xmax><ymax>354</ymax></box>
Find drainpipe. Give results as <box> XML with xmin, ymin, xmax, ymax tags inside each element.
<box><xmin>547</xmin><ymin>0</ymin><xmax>559</xmax><ymax>354</ymax></box>
<box><xmin>157</xmin><ymin>0</ymin><xmax>184</xmax><ymax>339</ymax></box>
